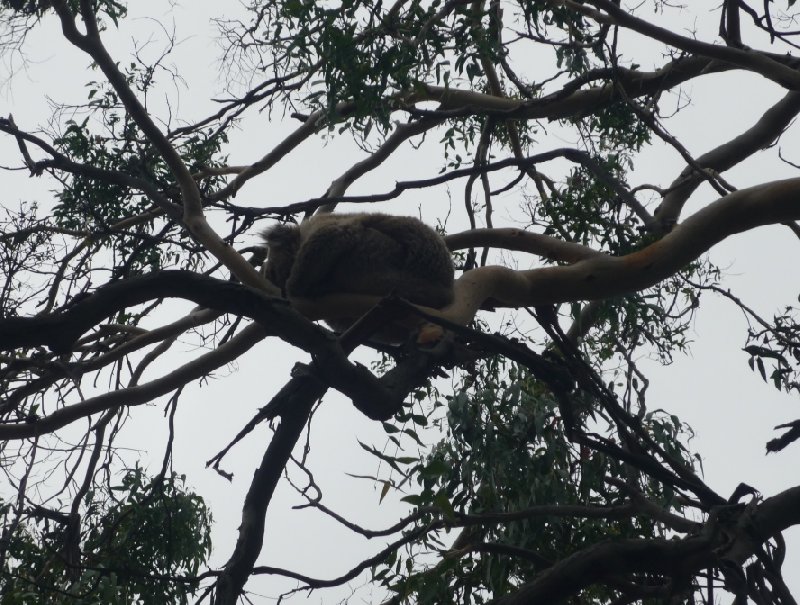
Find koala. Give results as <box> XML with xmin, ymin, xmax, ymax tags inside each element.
<box><xmin>262</xmin><ymin>213</ymin><xmax>454</xmax><ymax>338</ymax></box>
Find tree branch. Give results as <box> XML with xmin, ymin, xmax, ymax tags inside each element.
<box><xmin>0</xmin><ymin>272</ymin><xmax>406</xmax><ymax>438</ymax></box>
<box><xmin>490</xmin><ymin>485</ymin><xmax>800</xmax><ymax>604</ymax></box>
<box><xmin>0</xmin><ymin>324</ymin><xmax>266</xmax><ymax>440</ymax></box>
<box><xmin>416</xmin><ymin>55</ymin><xmax>734</xmax><ymax>120</ymax></box>
<box><xmin>454</xmin><ymin>176</ymin><xmax>800</xmax><ymax>315</ymax></box>
<box><xmin>657</xmin><ymin>90</ymin><xmax>800</xmax><ymax>226</ymax></box>
<box><xmin>49</xmin><ymin>0</ymin><xmax>267</xmax><ymax>291</ymax></box>
<box><xmin>582</xmin><ymin>0</ymin><xmax>800</xmax><ymax>89</ymax></box>
<box><xmin>445</xmin><ymin>227</ymin><xmax>606</xmax><ymax>263</ymax></box>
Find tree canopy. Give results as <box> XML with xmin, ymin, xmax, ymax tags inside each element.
<box><xmin>0</xmin><ymin>1</ymin><xmax>799</xmax><ymax>604</ymax></box>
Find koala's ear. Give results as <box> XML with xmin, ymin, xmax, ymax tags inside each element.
<box><xmin>262</xmin><ymin>223</ymin><xmax>300</xmax><ymax>247</ymax></box>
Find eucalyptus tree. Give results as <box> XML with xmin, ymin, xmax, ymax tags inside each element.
<box><xmin>0</xmin><ymin>1</ymin><xmax>799</xmax><ymax>604</ymax></box>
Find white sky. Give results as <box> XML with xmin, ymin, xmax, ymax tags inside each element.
<box><xmin>1</xmin><ymin>1</ymin><xmax>798</xmax><ymax>602</ymax></box>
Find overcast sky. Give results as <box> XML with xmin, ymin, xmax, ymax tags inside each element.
<box><xmin>2</xmin><ymin>2</ymin><xmax>799</xmax><ymax>602</ymax></box>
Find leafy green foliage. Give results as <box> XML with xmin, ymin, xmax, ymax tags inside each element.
<box><xmin>744</xmin><ymin>303</ymin><xmax>800</xmax><ymax>392</ymax></box>
<box><xmin>227</xmin><ymin>0</ymin><xmax>612</xmax><ymax>136</ymax></box>
<box><xmin>373</xmin><ymin>360</ymin><xmax>695</xmax><ymax>603</ymax></box>
<box><xmin>582</xmin><ymin>102</ymin><xmax>652</xmax><ymax>152</ymax></box>
<box><xmin>0</xmin><ymin>202</ymin><xmax>56</xmax><ymax>316</ymax></box>
<box><xmin>52</xmin><ymin>69</ymin><xmax>227</xmax><ymax>275</ymax></box>
<box><xmin>0</xmin><ymin>0</ymin><xmax>126</xmax><ymax>21</ymax></box>
<box><xmin>580</xmin><ymin>265</ymin><xmax>709</xmax><ymax>366</ymax></box>
<box><xmin>0</xmin><ymin>468</ymin><xmax>211</xmax><ymax>605</ymax></box>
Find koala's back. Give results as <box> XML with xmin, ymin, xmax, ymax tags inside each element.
<box><xmin>289</xmin><ymin>213</ymin><xmax>454</xmax><ymax>307</ymax></box>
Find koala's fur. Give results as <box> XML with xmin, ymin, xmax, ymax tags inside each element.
<box><xmin>263</xmin><ymin>213</ymin><xmax>454</xmax><ymax>336</ymax></box>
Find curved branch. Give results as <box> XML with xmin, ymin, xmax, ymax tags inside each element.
<box><xmin>321</xmin><ymin>117</ymin><xmax>445</xmax><ymax>206</ymax></box>
<box><xmin>209</xmin><ymin>110</ymin><xmax>330</xmax><ymax>201</ymax></box>
<box><xmin>657</xmin><ymin>90</ymin><xmax>800</xmax><ymax>225</ymax></box>
<box><xmin>50</xmin><ymin>0</ymin><xmax>266</xmax><ymax>291</ymax></box>
<box><xmin>583</xmin><ymin>0</ymin><xmax>800</xmax><ymax>89</ymax></box>
<box><xmin>417</xmin><ymin>55</ymin><xmax>734</xmax><ymax>120</ymax></box>
<box><xmin>446</xmin><ymin>176</ymin><xmax>800</xmax><ymax>323</ymax></box>
<box><xmin>0</xmin><ymin>324</ymin><xmax>267</xmax><ymax>440</ymax></box>
<box><xmin>254</xmin><ymin>147</ymin><xmax>638</xmax><ymax>219</ymax></box>
<box><xmin>0</xmin><ymin>272</ymin><xmax>292</xmax><ymax>353</ymax></box>
<box><xmin>50</xmin><ymin>2</ymin><xmax>195</xmax><ymax>201</ymax></box>
<box><xmin>490</xmin><ymin>485</ymin><xmax>800</xmax><ymax>605</ymax></box>
<box><xmin>445</xmin><ymin>228</ymin><xmax>607</xmax><ymax>263</ymax></box>
<box><xmin>0</xmin><ymin>273</ymin><xmax>403</xmax><ymax>437</ymax></box>
<box><xmin>751</xmin><ymin>486</ymin><xmax>800</xmax><ymax>547</ymax></box>
<box><xmin>489</xmin><ymin>535</ymin><xmax>713</xmax><ymax>605</ymax></box>
<box><xmin>259</xmin><ymin>177</ymin><xmax>800</xmax><ymax>334</ymax></box>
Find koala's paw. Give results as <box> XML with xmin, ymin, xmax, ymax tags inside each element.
<box><xmin>415</xmin><ymin>322</ymin><xmax>446</xmax><ymax>346</ymax></box>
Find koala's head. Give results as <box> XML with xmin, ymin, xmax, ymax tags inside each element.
<box><xmin>262</xmin><ymin>223</ymin><xmax>301</xmax><ymax>289</ymax></box>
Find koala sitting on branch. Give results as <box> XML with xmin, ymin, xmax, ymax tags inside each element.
<box><xmin>262</xmin><ymin>212</ymin><xmax>454</xmax><ymax>343</ymax></box>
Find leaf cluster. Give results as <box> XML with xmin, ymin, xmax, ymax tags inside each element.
<box><xmin>373</xmin><ymin>360</ymin><xmax>694</xmax><ymax>603</ymax></box>
<box><xmin>0</xmin><ymin>467</ymin><xmax>211</xmax><ymax>605</ymax></box>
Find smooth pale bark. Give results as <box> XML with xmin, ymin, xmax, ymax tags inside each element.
<box><xmin>657</xmin><ymin>91</ymin><xmax>800</xmax><ymax>225</ymax></box>
<box><xmin>293</xmin><ymin>177</ymin><xmax>800</xmax><ymax>328</ymax></box>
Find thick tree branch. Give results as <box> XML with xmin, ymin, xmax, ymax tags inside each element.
<box><xmin>445</xmin><ymin>227</ymin><xmax>606</xmax><ymax>263</ymax></box>
<box><xmin>657</xmin><ymin>90</ymin><xmax>800</xmax><ymax>226</ymax></box>
<box><xmin>0</xmin><ymin>273</ymin><xmax>406</xmax><ymax>438</ymax></box>
<box><xmin>451</xmin><ymin>176</ymin><xmax>800</xmax><ymax>318</ymax></box>
<box><xmin>291</xmin><ymin>177</ymin><xmax>800</xmax><ymax>330</ymax></box>
<box><xmin>214</xmin><ymin>375</ymin><xmax>320</xmax><ymax>604</ymax></box>
<box><xmin>582</xmin><ymin>0</ymin><xmax>800</xmax><ymax>89</ymax></box>
<box><xmin>489</xmin><ymin>486</ymin><xmax>800</xmax><ymax>605</ymax></box>
<box><xmin>488</xmin><ymin>535</ymin><xmax>713</xmax><ymax>604</ymax></box>
<box><xmin>416</xmin><ymin>55</ymin><xmax>734</xmax><ymax>119</ymax></box>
